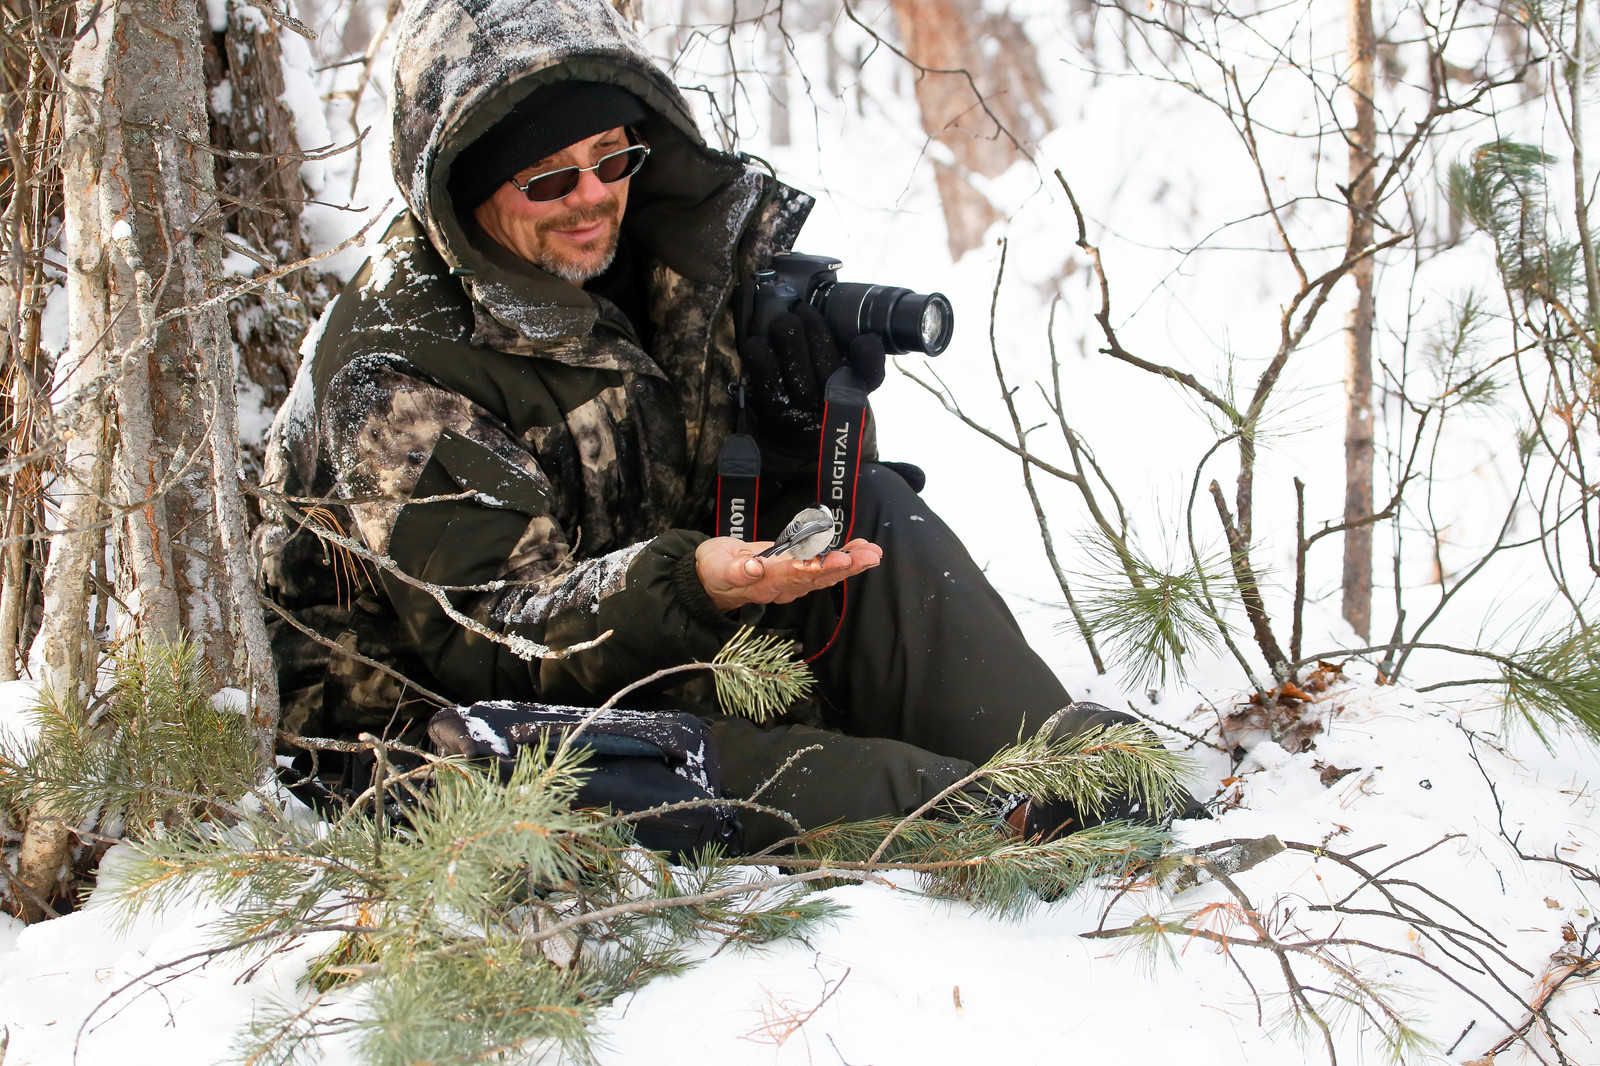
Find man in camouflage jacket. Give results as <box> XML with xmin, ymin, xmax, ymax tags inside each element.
<box><xmin>257</xmin><ymin>0</ymin><xmax>1133</xmax><ymax>847</ymax></box>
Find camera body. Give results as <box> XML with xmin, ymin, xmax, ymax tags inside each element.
<box><xmin>745</xmin><ymin>253</ymin><xmax>954</xmax><ymax>356</ymax></box>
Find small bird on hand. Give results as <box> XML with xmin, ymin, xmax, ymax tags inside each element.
<box><xmin>756</xmin><ymin>505</ymin><xmax>836</xmax><ymax>561</ymax></box>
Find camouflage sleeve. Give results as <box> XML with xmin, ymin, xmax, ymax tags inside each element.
<box><xmin>322</xmin><ymin>354</ymin><xmax>741</xmax><ymax>704</ymax></box>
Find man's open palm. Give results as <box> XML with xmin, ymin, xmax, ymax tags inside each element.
<box><xmin>696</xmin><ymin>536</ymin><xmax>882</xmax><ymax>611</ymax></box>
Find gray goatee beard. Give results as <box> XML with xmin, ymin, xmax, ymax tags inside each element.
<box><xmin>535</xmin><ymin>206</ymin><xmax>622</xmax><ymax>283</ymax></box>
<box><xmin>539</xmin><ymin>236</ymin><xmax>619</xmax><ymax>283</ymax></box>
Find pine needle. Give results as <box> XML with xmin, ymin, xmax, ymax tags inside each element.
<box><xmin>977</xmin><ymin>724</ymin><xmax>1192</xmax><ymax>821</ymax></box>
<box><xmin>1448</xmin><ymin>140</ymin><xmax>1580</xmax><ymax>298</ymax></box>
<box><xmin>1070</xmin><ymin>532</ymin><xmax>1234</xmax><ymax>690</ymax></box>
<box><xmin>72</xmin><ymin>644</ymin><xmax>1194</xmax><ymax>1061</ymax></box>
<box><xmin>1499</xmin><ymin>623</ymin><xmax>1600</xmax><ymax>743</ymax></box>
<box><xmin>711</xmin><ymin>626</ymin><xmax>813</xmax><ymax>723</ymax></box>
<box><xmin>101</xmin><ymin>745</ymin><xmax>840</xmax><ymax>1066</ymax></box>
<box><xmin>0</xmin><ymin>639</ymin><xmax>262</xmax><ymax>845</ymax></box>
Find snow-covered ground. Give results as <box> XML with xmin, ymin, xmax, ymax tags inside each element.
<box><xmin>599</xmin><ymin>681</ymin><xmax>1600</xmax><ymax>1066</ymax></box>
<box><xmin>2</xmin><ymin>679</ymin><xmax>1598</xmax><ymax>1064</ymax></box>
<box><xmin>7</xmin><ymin>0</ymin><xmax>1600</xmax><ymax>1061</ymax></box>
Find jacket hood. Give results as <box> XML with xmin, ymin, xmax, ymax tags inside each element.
<box><xmin>390</xmin><ymin>0</ymin><xmax>766</xmax><ymax>346</ymax></box>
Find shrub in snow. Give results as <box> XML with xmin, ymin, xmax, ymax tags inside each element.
<box><xmin>0</xmin><ymin>641</ymin><xmax>262</xmax><ymax>916</ymax></box>
<box><xmin>92</xmin><ymin>726</ymin><xmax>1185</xmax><ymax>1064</ymax></box>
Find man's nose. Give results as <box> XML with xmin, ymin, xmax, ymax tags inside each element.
<box><xmin>563</xmin><ymin>166</ymin><xmax>609</xmax><ymax>208</ymax></box>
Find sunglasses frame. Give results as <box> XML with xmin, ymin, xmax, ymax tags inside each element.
<box><xmin>508</xmin><ymin>143</ymin><xmax>651</xmax><ymax>203</ymax></box>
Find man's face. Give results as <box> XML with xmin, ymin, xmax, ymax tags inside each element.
<box><xmin>472</xmin><ymin>127</ymin><xmax>632</xmax><ymax>284</ymax></box>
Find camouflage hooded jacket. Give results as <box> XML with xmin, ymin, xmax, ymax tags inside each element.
<box><xmin>256</xmin><ymin>0</ymin><xmax>818</xmax><ymax>730</ymax></box>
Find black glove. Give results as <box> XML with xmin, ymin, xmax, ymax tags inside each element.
<box><xmin>738</xmin><ymin>304</ymin><xmax>886</xmax><ymax>439</ymax></box>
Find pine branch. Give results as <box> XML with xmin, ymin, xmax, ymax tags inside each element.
<box><xmin>1073</xmin><ymin>531</ymin><xmax>1237</xmax><ymax>691</ymax></box>
<box><xmin>710</xmin><ymin>627</ymin><xmax>814</xmax><ymax>723</ymax></box>
<box><xmin>1</xmin><ymin>641</ymin><xmax>264</xmax><ymax>850</ymax></box>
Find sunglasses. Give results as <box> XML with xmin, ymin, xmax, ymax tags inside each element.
<box><xmin>508</xmin><ymin>143</ymin><xmax>650</xmax><ymax>202</ymax></box>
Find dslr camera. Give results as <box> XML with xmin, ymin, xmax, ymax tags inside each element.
<box><xmin>742</xmin><ymin>253</ymin><xmax>954</xmax><ymax>356</ymax></box>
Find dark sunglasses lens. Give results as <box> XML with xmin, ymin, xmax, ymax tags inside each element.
<box><xmin>518</xmin><ymin>148</ymin><xmax>646</xmax><ymax>201</ymax></box>
<box><xmin>595</xmin><ymin>147</ymin><xmax>647</xmax><ymax>183</ymax></box>
<box><xmin>522</xmin><ymin>168</ymin><xmax>580</xmax><ymax>202</ymax></box>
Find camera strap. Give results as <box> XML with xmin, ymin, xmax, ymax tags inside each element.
<box><xmin>716</xmin><ymin>435</ymin><xmax>760</xmax><ymax>541</ymax></box>
<box><xmin>716</xmin><ymin>380</ymin><xmax>760</xmax><ymax>541</ymax></box>
<box><xmin>799</xmin><ymin>366</ymin><xmax>871</xmax><ymax>663</ymax></box>
<box><xmin>713</xmin><ymin>368</ymin><xmax>869</xmax><ymax>662</ymax></box>
<box><xmin>816</xmin><ymin>366</ymin><xmax>870</xmax><ymax>551</ymax></box>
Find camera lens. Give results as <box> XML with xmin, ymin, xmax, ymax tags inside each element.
<box><xmin>815</xmin><ymin>283</ymin><xmax>954</xmax><ymax>355</ymax></box>
<box><xmin>902</xmin><ymin>293</ymin><xmax>953</xmax><ymax>355</ymax></box>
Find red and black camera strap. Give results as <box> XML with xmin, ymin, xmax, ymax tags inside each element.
<box><xmin>815</xmin><ymin>366</ymin><xmax>870</xmax><ymax>552</ymax></box>
<box><xmin>716</xmin><ymin>381</ymin><xmax>760</xmax><ymax>541</ymax></box>
<box><xmin>805</xmin><ymin>366</ymin><xmax>870</xmax><ymax>659</ymax></box>
<box><xmin>714</xmin><ymin>367</ymin><xmax>871</xmax><ymax>660</ymax></box>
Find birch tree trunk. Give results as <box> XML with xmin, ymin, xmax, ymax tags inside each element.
<box><xmin>14</xmin><ymin>0</ymin><xmax>113</xmax><ymax>919</ymax></box>
<box><xmin>67</xmin><ymin>0</ymin><xmax>278</xmax><ymax>714</ymax></box>
<box><xmin>1342</xmin><ymin>0</ymin><xmax>1377</xmax><ymax>641</ymax></box>
<box><xmin>15</xmin><ymin>0</ymin><xmax>283</xmax><ymax>919</ymax></box>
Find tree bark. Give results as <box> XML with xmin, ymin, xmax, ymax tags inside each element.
<box><xmin>1342</xmin><ymin>0</ymin><xmax>1377</xmax><ymax>641</ymax></box>
<box><xmin>58</xmin><ymin>0</ymin><xmax>278</xmax><ymax>725</ymax></box>
<box><xmin>13</xmin><ymin>0</ymin><xmax>299</xmax><ymax>918</ymax></box>
<box><xmin>16</xmin><ymin>0</ymin><xmax>114</xmax><ymax>919</ymax></box>
<box><xmin>35</xmin><ymin>0</ymin><xmax>113</xmax><ymax>708</ymax></box>
<box><xmin>1211</xmin><ymin>481</ymin><xmax>1287</xmax><ymax>676</ymax></box>
<box><xmin>0</xmin><ymin>19</ymin><xmax>69</xmax><ymax>682</ymax></box>
<box><xmin>16</xmin><ymin>0</ymin><xmax>284</xmax><ymax>920</ymax></box>
<box><xmin>887</xmin><ymin>0</ymin><xmax>1051</xmax><ymax>258</ymax></box>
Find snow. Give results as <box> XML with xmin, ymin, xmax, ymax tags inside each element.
<box><xmin>277</xmin><ymin>26</ymin><xmax>332</xmax><ymax>195</ymax></box>
<box><xmin>236</xmin><ymin>373</ymin><xmax>275</xmax><ymax>447</ymax></box>
<box><xmin>210</xmin><ymin>76</ymin><xmax>232</xmax><ymax>117</ymax></box>
<box><xmin>267</xmin><ymin>299</ymin><xmax>329</xmax><ymax>455</ymax></box>
<box><xmin>114</xmin><ymin>586</ymin><xmax>141</xmax><ymax>641</ymax></box>
<box><xmin>361</xmin><ymin>248</ymin><xmax>397</xmax><ymax>296</ymax></box>
<box><xmin>596</xmin><ymin>687</ymin><xmax>1600</xmax><ymax>1065</ymax></box>
<box><xmin>458</xmin><ymin>706</ymin><xmax>513</xmax><ymax>755</ymax></box>
<box><xmin>218</xmin><ymin>232</ymin><xmax>261</xmax><ymax>277</ymax></box>
<box><xmin>109</xmin><ymin>219</ymin><xmax>131</xmax><ymax>241</ymax></box>
<box><xmin>674</xmin><ymin>739</ymin><xmax>709</xmax><ymax>791</ymax></box>
<box><xmin>0</xmin><ymin>679</ymin><xmax>42</xmax><ymax>750</ymax></box>
<box><xmin>0</xmin><ymin>852</ymin><xmax>345</xmax><ymax>1066</ymax></box>
<box><xmin>36</xmin><ymin>284</ymin><xmax>67</xmax><ymax>359</ymax></box>
<box><xmin>496</xmin><ymin>541</ymin><xmax>648</xmax><ymax>624</ymax></box>
<box><xmin>210</xmin><ymin>687</ymin><xmax>250</xmax><ymax>716</ymax></box>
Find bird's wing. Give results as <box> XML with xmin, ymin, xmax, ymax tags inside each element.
<box><xmin>754</xmin><ymin>520</ymin><xmax>834</xmax><ymax>558</ymax></box>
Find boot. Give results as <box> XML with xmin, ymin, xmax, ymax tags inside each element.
<box><xmin>1001</xmin><ymin>701</ymin><xmax>1209</xmax><ymax>842</ymax></box>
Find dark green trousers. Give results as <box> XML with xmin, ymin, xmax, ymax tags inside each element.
<box><xmin>709</xmin><ymin>463</ymin><xmax>1079</xmax><ymax>849</ymax></box>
